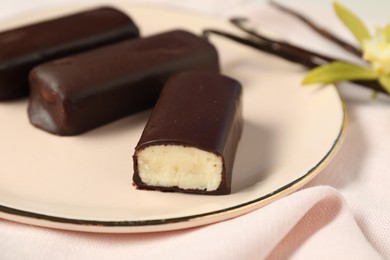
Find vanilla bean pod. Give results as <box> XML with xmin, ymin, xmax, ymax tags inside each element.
<box><xmin>203</xmin><ymin>28</ymin><xmax>333</xmax><ymax>68</ymax></box>
<box><xmin>352</xmin><ymin>80</ymin><xmax>384</xmax><ymax>93</ymax></box>
<box><xmin>203</xmin><ymin>28</ymin><xmax>387</xmax><ymax>94</ymax></box>
<box><xmin>269</xmin><ymin>0</ymin><xmax>362</xmax><ymax>57</ymax></box>
<box><xmin>229</xmin><ymin>17</ymin><xmax>337</xmax><ymax>66</ymax></box>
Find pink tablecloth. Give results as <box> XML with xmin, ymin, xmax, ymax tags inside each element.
<box><xmin>1</xmin><ymin>0</ymin><xmax>389</xmax><ymax>259</ymax></box>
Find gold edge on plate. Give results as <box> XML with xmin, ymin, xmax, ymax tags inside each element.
<box><xmin>0</xmin><ymin>86</ymin><xmax>347</xmax><ymax>233</ymax></box>
<box><xmin>0</xmin><ymin>2</ymin><xmax>347</xmax><ymax>233</ymax></box>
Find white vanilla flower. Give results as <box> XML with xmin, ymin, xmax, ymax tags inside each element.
<box><xmin>303</xmin><ymin>2</ymin><xmax>390</xmax><ymax>94</ymax></box>
<box><xmin>363</xmin><ymin>26</ymin><xmax>390</xmax><ymax>75</ymax></box>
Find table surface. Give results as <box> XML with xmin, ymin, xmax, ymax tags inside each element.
<box><xmin>0</xmin><ymin>0</ymin><xmax>389</xmax><ymax>259</ymax></box>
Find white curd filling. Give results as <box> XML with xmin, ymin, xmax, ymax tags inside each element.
<box><xmin>137</xmin><ymin>145</ymin><xmax>223</xmax><ymax>191</ymax></box>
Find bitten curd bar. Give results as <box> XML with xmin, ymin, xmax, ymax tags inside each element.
<box><xmin>133</xmin><ymin>71</ymin><xmax>243</xmax><ymax>195</ymax></box>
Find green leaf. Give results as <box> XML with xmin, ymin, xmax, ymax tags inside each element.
<box><xmin>302</xmin><ymin>61</ymin><xmax>377</xmax><ymax>85</ymax></box>
<box><xmin>333</xmin><ymin>2</ymin><xmax>371</xmax><ymax>47</ymax></box>
<box><xmin>379</xmin><ymin>76</ymin><xmax>390</xmax><ymax>93</ymax></box>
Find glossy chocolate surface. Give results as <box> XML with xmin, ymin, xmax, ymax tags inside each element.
<box><xmin>0</xmin><ymin>6</ymin><xmax>139</xmax><ymax>100</ymax></box>
<box><xmin>28</xmin><ymin>30</ymin><xmax>219</xmax><ymax>135</ymax></box>
<box><xmin>133</xmin><ymin>71</ymin><xmax>243</xmax><ymax>195</ymax></box>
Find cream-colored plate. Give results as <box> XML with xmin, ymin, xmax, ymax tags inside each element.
<box><xmin>0</xmin><ymin>4</ymin><xmax>345</xmax><ymax>233</ymax></box>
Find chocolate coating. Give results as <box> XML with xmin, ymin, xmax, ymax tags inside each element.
<box><xmin>28</xmin><ymin>30</ymin><xmax>220</xmax><ymax>136</ymax></box>
<box><xmin>0</xmin><ymin>6</ymin><xmax>139</xmax><ymax>100</ymax></box>
<box><xmin>133</xmin><ymin>71</ymin><xmax>243</xmax><ymax>195</ymax></box>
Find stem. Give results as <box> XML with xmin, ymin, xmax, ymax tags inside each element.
<box><xmin>269</xmin><ymin>0</ymin><xmax>362</xmax><ymax>57</ymax></box>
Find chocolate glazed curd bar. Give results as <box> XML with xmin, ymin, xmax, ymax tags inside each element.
<box><xmin>133</xmin><ymin>71</ymin><xmax>243</xmax><ymax>195</ymax></box>
<box><xmin>28</xmin><ymin>30</ymin><xmax>219</xmax><ymax>136</ymax></box>
<box><xmin>0</xmin><ymin>6</ymin><xmax>139</xmax><ymax>100</ymax></box>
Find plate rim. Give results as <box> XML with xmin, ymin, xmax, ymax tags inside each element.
<box><xmin>0</xmin><ymin>95</ymin><xmax>346</xmax><ymax>232</ymax></box>
<box><xmin>0</xmin><ymin>3</ymin><xmax>347</xmax><ymax>233</ymax></box>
